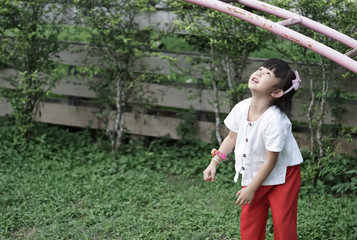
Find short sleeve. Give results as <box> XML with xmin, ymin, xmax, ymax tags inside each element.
<box><xmin>224</xmin><ymin>104</ymin><xmax>240</xmax><ymax>133</ymax></box>
<box><xmin>264</xmin><ymin>121</ymin><xmax>290</xmax><ymax>152</ymax></box>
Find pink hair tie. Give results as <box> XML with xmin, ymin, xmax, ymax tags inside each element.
<box><xmin>283</xmin><ymin>70</ymin><xmax>301</xmax><ymax>95</ymax></box>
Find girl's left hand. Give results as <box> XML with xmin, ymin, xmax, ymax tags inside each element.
<box><xmin>235</xmin><ymin>187</ymin><xmax>255</xmax><ymax>206</ymax></box>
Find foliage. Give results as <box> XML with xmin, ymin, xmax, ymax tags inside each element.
<box><xmin>267</xmin><ymin>0</ymin><xmax>357</xmax><ymax>187</ymax></box>
<box><xmin>249</xmin><ymin>41</ymin><xmax>289</xmax><ymax>60</ymax></box>
<box><xmin>72</xmin><ymin>0</ymin><xmax>158</xmax><ymax>151</ymax></box>
<box><xmin>158</xmin><ymin>35</ymin><xmax>196</xmax><ymax>52</ymax></box>
<box><xmin>167</xmin><ymin>0</ymin><xmax>268</xmax><ymax>144</ymax></box>
<box><xmin>300</xmin><ymin>149</ymin><xmax>357</xmax><ymax>196</ymax></box>
<box><xmin>0</xmin><ymin>1</ymin><xmax>69</xmax><ymax>144</ymax></box>
<box><xmin>175</xmin><ymin>107</ymin><xmax>199</xmax><ymax>140</ymax></box>
<box><xmin>270</xmin><ymin>0</ymin><xmax>357</xmax><ymax>155</ymax></box>
<box><xmin>0</xmin><ymin>116</ymin><xmax>356</xmax><ymax>239</ymax></box>
<box><xmin>169</xmin><ymin>0</ymin><xmax>266</xmax><ymax>104</ymax></box>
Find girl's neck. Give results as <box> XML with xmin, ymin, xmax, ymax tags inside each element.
<box><xmin>248</xmin><ymin>97</ymin><xmax>272</xmax><ymax>122</ymax></box>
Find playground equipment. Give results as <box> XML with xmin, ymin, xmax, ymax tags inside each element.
<box><xmin>183</xmin><ymin>0</ymin><xmax>357</xmax><ymax>74</ymax></box>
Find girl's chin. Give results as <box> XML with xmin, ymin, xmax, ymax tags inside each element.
<box><xmin>248</xmin><ymin>86</ymin><xmax>263</xmax><ymax>95</ymax></box>
<box><xmin>248</xmin><ymin>83</ymin><xmax>258</xmax><ymax>90</ymax></box>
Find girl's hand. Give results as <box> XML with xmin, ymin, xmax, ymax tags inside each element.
<box><xmin>203</xmin><ymin>161</ymin><xmax>218</xmax><ymax>182</ymax></box>
<box><xmin>235</xmin><ymin>187</ymin><xmax>255</xmax><ymax>205</ymax></box>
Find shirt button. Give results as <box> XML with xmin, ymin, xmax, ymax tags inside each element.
<box><xmin>243</xmin><ymin>154</ymin><xmax>246</xmax><ymax>158</ymax></box>
<box><xmin>241</xmin><ymin>167</ymin><xmax>245</xmax><ymax>170</ymax></box>
<box><xmin>248</xmin><ymin>122</ymin><xmax>252</xmax><ymax>126</ymax></box>
<box><xmin>245</xmin><ymin>138</ymin><xmax>248</xmax><ymax>142</ymax></box>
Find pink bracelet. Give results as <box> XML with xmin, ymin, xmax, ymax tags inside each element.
<box><xmin>211</xmin><ymin>148</ymin><xmax>227</xmax><ymax>160</ymax></box>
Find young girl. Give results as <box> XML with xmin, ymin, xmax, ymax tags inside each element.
<box><xmin>203</xmin><ymin>58</ymin><xmax>303</xmax><ymax>240</ymax></box>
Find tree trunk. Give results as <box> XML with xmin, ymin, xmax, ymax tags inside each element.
<box><xmin>212</xmin><ymin>77</ymin><xmax>222</xmax><ymax>145</ymax></box>
<box><xmin>211</xmin><ymin>44</ymin><xmax>222</xmax><ymax>145</ymax></box>
<box><xmin>316</xmin><ymin>57</ymin><xmax>329</xmax><ymax>158</ymax></box>
<box><xmin>224</xmin><ymin>54</ymin><xmax>233</xmax><ymax>90</ymax></box>
<box><xmin>307</xmin><ymin>67</ymin><xmax>316</xmax><ymax>155</ymax></box>
<box><xmin>114</xmin><ymin>76</ymin><xmax>123</xmax><ymax>152</ymax></box>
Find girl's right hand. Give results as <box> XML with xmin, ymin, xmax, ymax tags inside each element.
<box><xmin>203</xmin><ymin>161</ymin><xmax>218</xmax><ymax>182</ymax></box>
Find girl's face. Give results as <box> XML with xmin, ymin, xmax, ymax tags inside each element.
<box><xmin>248</xmin><ymin>67</ymin><xmax>281</xmax><ymax>96</ymax></box>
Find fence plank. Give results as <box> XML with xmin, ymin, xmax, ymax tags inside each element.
<box><xmin>56</xmin><ymin>44</ymin><xmax>207</xmax><ymax>78</ymax></box>
<box><xmin>140</xmin><ymin>82</ymin><xmax>231</xmax><ymax>113</ymax></box>
<box><xmin>53</xmin><ymin>76</ymin><xmax>99</xmax><ymax>98</ymax></box>
<box><xmin>0</xmin><ymin>68</ymin><xmax>18</xmax><ymax>89</ymax></box>
<box><xmin>136</xmin><ymin>8</ymin><xmax>180</xmax><ymax>32</ymax></box>
<box><xmin>0</xmin><ymin>68</ymin><xmax>99</xmax><ymax>98</ymax></box>
<box><xmin>50</xmin><ymin>4</ymin><xmax>180</xmax><ymax>33</ymax></box>
<box><xmin>31</xmin><ymin>101</ymin><xmax>213</xmax><ymax>141</ymax></box>
<box><xmin>0</xmin><ymin>100</ymin><xmax>12</xmax><ymax>116</ymax></box>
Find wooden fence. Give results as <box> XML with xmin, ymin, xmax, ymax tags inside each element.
<box><xmin>0</xmin><ymin>3</ymin><xmax>356</xmax><ymax>153</ymax></box>
<box><xmin>1</xmin><ymin>44</ymin><xmax>356</xmax><ymax>154</ymax></box>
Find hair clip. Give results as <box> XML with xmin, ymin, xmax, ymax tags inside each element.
<box><xmin>283</xmin><ymin>70</ymin><xmax>301</xmax><ymax>95</ymax></box>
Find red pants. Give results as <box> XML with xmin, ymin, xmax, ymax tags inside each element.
<box><xmin>240</xmin><ymin>165</ymin><xmax>301</xmax><ymax>240</ymax></box>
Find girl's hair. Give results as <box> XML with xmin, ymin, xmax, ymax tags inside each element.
<box><xmin>261</xmin><ymin>58</ymin><xmax>297</xmax><ymax>116</ymax></box>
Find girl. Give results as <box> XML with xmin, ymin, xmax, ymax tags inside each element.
<box><xmin>203</xmin><ymin>58</ymin><xmax>303</xmax><ymax>240</ymax></box>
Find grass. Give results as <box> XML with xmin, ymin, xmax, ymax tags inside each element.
<box><xmin>1</xmin><ymin>152</ymin><xmax>237</xmax><ymax>239</ymax></box>
<box><xmin>0</xmin><ymin>120</ymin><xmax>356</xmax><ymax>239</ymax></box>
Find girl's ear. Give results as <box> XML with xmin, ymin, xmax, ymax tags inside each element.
<box><xmin>271</xmin><ymin>89</ymin><xmax>284</xmax><ymax>98</ymax></box>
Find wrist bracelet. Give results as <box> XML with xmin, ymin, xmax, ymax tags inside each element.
<box><xmin>211</xmin><ymin>148</ymin><xmax>227</xmax><ymax>160</ymax></box>
<box><xmin>212</xmin><ymin>158</ymin><xmax>220</xmax><ymax>164</ymax></box>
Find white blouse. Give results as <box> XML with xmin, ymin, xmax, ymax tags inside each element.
<box><xmin>224</xmin><ymin>98</ymin><xmax>303</xmax><ymax>186</ymax></box>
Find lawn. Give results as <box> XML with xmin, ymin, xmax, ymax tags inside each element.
<box><xmin>0</xmin><ymin>118</ymin><xmax>356</xmax><ymax>239</ymax></box>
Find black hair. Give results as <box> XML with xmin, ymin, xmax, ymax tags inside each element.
<box><xmin>261</xmin><ymin>58</ymin><xmax>297</xmax><ymax>116</ymax></box>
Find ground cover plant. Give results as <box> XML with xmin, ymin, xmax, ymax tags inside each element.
<box><xmin>0</xmin><ymin>116</ymin><xmax>356</xmax><ymax>239</ymax></box>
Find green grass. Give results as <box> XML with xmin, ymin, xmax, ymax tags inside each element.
<box><xmin>0</xmin><ymin>119</ymin><xmax>356</xmax><ymax>239</ymax></box>
<box><xmin>58</xmin><ymin>25</ymin><xmax>91</xmax><ymax>42</ymax></box>
<box><xmin>0</xmin><ymin>147</ymin><xmax>238</xmax><ymax>239</ymax></box>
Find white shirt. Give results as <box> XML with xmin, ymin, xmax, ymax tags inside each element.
<box><xmin>224</xmin><ymin>98</ymin><xmax>303</xmax><ymax>186</ymax></box>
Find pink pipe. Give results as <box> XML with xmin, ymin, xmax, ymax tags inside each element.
<box><xmin>183</xmin><ymin>0</ymin><xmax>357</xmax><ymax>74</ymax></box>
<box><xmin>238</xmin><ymin>0</ymin><xmax>357</xmax><ymax>49</ymax></box>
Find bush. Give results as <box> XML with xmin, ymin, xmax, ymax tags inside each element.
<box><xmin>300</xmin><ymin>151</ymin><xmax>357</xmax><ymax>195</ymax></box>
